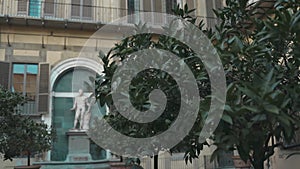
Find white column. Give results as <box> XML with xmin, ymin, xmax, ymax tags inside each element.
<box><xmin>106</xmin><ymin>150</ymin><xmax>111</xmax><ymax>159</ymax></box>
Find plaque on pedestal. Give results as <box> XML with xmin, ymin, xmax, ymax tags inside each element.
<box><xmin>65</xmin><ymin>131</ymin><xmax>92</xmax><ymax>162</ymax></box>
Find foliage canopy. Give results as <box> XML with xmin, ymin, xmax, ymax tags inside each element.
<box><xmin>95</xmin><ymin>1</ymin><xmax>300</xmax><ymax>169</ymax></box>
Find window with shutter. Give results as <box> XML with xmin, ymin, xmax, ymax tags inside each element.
<box><xmin>120</xmin><ymin>0</ymin><xmax>127</xmax><ymax>17</ymax></box>
<box><xmin>214</xmin><ymin>0</ymin><xmax>223</xmax><ymax>25</ymax></box>
<box><xmin>17</xmin><ymin>0</ymin><xmax>28</xmax><ymax>15</ymax></box>
<box><xmin>215</xmin><ymin>0</ymin><xmax>223</xmax><ymax>10</ymax></box>
<box><xmin>71</xmin><ymin>0</ymin><xmax>81</xmax><ymax>18</ymax></box>
<box><xmin>206</xmin><ymin>0</ymin><xmax>215</xmax><ymax>28</ymax></box>
<box><xmin>82</xmin><ymin>0</ymin><xmax>92</xmax><ymax>19</ymax></box>
<box><xmin>127</xmin><ymin>0</ymin><xmax>135</xmax><ymax>23</ymax></box>
<box><xmin>0</xmin><ymin>62</ymin><xmax>50</xmax><ymax>115</ymax></box>
<box><xmin>38</xmin><ymin>63</ymin><xmax>50</xmax><ymax>114</ymax></box>
<box><xmin>142</xmin><ymin>0</ymin><xmax>153</xmax><ymax>24</ymax></box>
<box><xmin>143</xmin><ymin>0</ymin><xmax>151</xmax><ymax>12</ymax></box>
<box><xmin>128</xmin><ymin>0</ymin><xmax>135</xmax><ymax>15</ymax></box>
<box><xmin>166</xmin><ymin>0</ymin><xmax>177</xmax><ymax>14</ymax></box>
<box><xmin>186</xmin><ymin>0</ymin><xmax>197</xmax><ymax>16</ymax></box>
<box><xmin>0</xmin><ymin>61</ymin><xmax>11</xmax><ymax>89</ymax></box>
<box><xmin>141</xmin><ymin>0</ymin><xmax>163</xmax><ymax>24</ymax></box>
<box><xmin>71</xmin><ymin>0</ymin><xmax>92</xmax><ymax>20</ymax></box>
<box><xmin>12</xmin><ymin>63</ymin><xmax>38</xmax><ymax>115</ymax></box>
<box><xmin>44</xmin><ymin>0</ymin><xmax>55</xmax><ymax>17</ymax></box>
<box><xmin>186</xmin><ymin>0</ymin><xmax>195</xmax><ymax>12</ymax></box>
<box><xmin>154</xmin><ymin>0</ymin><xmax>162</xmax><ymax>12</ymax></box>
<box><xmin>29</xmin><ymin>0</ymin><xmax>42</xmax><ymax>17</ymax></box>
<box><xmin>154</xmin><ymin>0</ymin><xmax>163</xmax><ymax>24</ymax></box>
<box><xmin>17</xmin><ymin>0</ymin><xmax>43</xmax><ymax>17</ymax></box>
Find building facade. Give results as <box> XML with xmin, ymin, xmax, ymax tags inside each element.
<box><xmin>0</xmin><ymin>0</ymin><xmax>231</xmax><ymax>168</ymax></box>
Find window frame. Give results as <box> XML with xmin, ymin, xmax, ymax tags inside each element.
<box><xmin>17</xmin><ymin>0</ymin><xmax>42</xmax><ymax>17</ymax></box>
<box><xmin>12</xmin><ymin>63</ymin><xmax>38</xmax><ymax>97</ymax></box>
<box><xmin>71</xmin><ymin>0</ymin><xmax>93</xmax><ymax>20</ymax></box>
<box><xmin>28</xmin><ymin>0</ymin><xmax>42</xmax><ymax>17</ymax></box>
<box><xmin>0</xmin><ymin>62</ymin><xmax>50</xmax><ymax>115</ymax></box>
<box><xmin>127</xmin><ymin>0</ymin><xmax>136</xmax><ymax>23</ymax></box>
<box><xmin>165</xmin><ymin>0</ymin><xmax>177</xmax><ymax>14</ymax></box>
<box><xmin>140</xmin><ymin>0</ymin><xmax>163</xmax><ymax>25</ymax></box>
<box><xmin>11</xmin><ymin>63</ymin><xmax>39</xmax><ymax>115</ymax></box>
<box><xmin>17</xmin><ymin>0</ymin><xmax>29</xmax><ymax>16</ymax></box>
<box><xmin>43</xmin><ymin>0</ymin><xmax>56</xmax><ymax>18</ymax></box>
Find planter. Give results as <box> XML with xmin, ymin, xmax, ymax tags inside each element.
<box><xmin>14</xmin><ymin>165</ymin><xmax>41</xmax><ymax>169</ymax></box>
<box><xmin>232</xmin><ymin>156</ymin><xmax>251</xmax><ymax>169</ymax></box>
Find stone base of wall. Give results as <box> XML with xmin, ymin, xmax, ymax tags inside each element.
<box><xmin>109</xmin><ymin>162</ymin><xmax>132</xmax><ymax>169</ymax></box>
<box><xmin>33</xmin><ymin>160</ymin><xmax>133</xmax><ymax>169</ymax></box>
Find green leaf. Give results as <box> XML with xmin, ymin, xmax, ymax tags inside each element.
<box><xmin>290</xmin><ymin>11</ymin><xmax>300</xmax><ymax>31</ymax></box>
<box><xmin>224</xmin><ymin>105</ymin><xmax>233</xmax><ymax>112</ymax></box>
<box><xmin>251</xmin><ymin>114</ymin><xmax>267</xmax><ymax>122</ymax></box>
<box><xmin>237</xmin><ymin>86</ymin><xmax>259</xmax><ymax>101</ymax></box>
<box><xmin>222</xmin><ymin>114</ymin><xmax>233</xmax><ymax>125</ymax></box>
<box><xmin>184</xmin><ymin>4</ymin><xmax>188</xmax><ymax>13</ymax></box>
<box><xmin>263</xmin><ymin>104</ymin><xmax>279</xmax><ymax>114</ymax></box>
<box><xmin>241</xmin><ymin>106</ymin><xmax>260</xmax><ymax>113</ymax></box>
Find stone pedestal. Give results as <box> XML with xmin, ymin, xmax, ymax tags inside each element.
<box><xmin>65</xmin><ymin>131</ymin><xmax>92</xmax><ymax>162</ymax></box>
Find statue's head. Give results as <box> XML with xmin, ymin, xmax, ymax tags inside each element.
<box><xmin>78</xmin><ymin>89</ymin><xmax>83</xmax><ymax>96</ymax></box>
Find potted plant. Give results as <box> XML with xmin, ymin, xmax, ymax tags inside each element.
<box><xmin>0</xmin><ymin>86</ymin><xmax>55</xmax><ymax>169</ymax></box>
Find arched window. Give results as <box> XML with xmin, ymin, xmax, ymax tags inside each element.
<box><xmin>51</xmin><ymin>68</ymin><xmax>106</xmax><ymax>161</ymax></box>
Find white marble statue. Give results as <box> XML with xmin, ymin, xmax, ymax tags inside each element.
<box><xmin>82</xmin><ymin>95</ymin><xmax>96</xmax><ymax>130</ymax></box>
<box><xmin>70</xmin><ymin>89</ymin><xmax>88</xmax><ymax>130</ymax></box>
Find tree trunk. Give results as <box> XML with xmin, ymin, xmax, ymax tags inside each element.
<box><xmin>27</xmin><ymin>151</ymin><xmax>31</xmax><ymax>166</ymax></box>
<box><xmin>253</xmin><ymin>161</ymin><xmax>264</xmax><ymax>169</ymax></box>
<box><xmin>252</xmin><ymin>147</ymin><xmax>264</xmax><ymax>169</ymax></box>
<box><xmin>154</xmin><ymin>155</ymin><xmax>158</xmax><ymax>169</ymax></box>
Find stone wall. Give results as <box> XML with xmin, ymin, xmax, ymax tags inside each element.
<box><xmin>0</xmin><ymin>25</ymin><xmax>117</xmax><ymax>66</ymax></box>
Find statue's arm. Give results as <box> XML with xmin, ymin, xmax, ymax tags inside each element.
<box><xmin>70</xmin><ymin>97</ymin><xmax>77</xmax><ymax>110</ymax></box>
<box><xmin>85</xmin><ymin>97</ymin><xmax>92</xmax><ymax>112</ymax></box>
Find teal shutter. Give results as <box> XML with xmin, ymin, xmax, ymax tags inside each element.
<box><xmin>29</xmin><ymin>0</ymin><xmax>42</xmax><ymax>17</ymax></box>
<box><xmin>37</xmin><ymin>63</ymin><xmax>50</xmax><ymax>114</ymax></box>
<box><xmin>0</xmin><ymin>61</ymin><xmax>11</xmax><ymax>89</ymax></box>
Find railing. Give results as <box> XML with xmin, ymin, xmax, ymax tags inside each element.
<box><xmin>139</xmin><ymin>153</ymin><xmax>222</xmax><ymax>169</ymax></box>
<box><xmin>0</xmin><ymin>0</ymin><xmax>218</xmax><ymax>27</ymax></box>
<box><xmin>0</xmin><ymin>0</ymin><xmax>129</xmax><ymax>24</ymax></box>
<box><xmin>16</xmin><ymin>100</ymin><xmax>37</xmax><ymax>115</ymax></box>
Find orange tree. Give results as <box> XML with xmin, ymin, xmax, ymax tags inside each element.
<box><xmin>0</xmin><ymin>86</ymin><xmax>55</xmax><ymax>166</ymax></box>
<box><xmin>94</xmin><ymin>6</ymin><xmax>209</xmax><ymax>169</ymax></box>
<box><xmin>184</xmin><ymin>1</ymin><xmax>300</xmax><ymax>169</ymax></box>
<box><xmin>95</xmin><ymin>1</ymin><xmax>300</xmax><ymax>169</ymax></box>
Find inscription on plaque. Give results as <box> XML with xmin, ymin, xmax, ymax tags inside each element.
<box><xmin>73</xmin><ymin>156</ymin><xmax>89</xmax><ymax>161</ymax></box>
